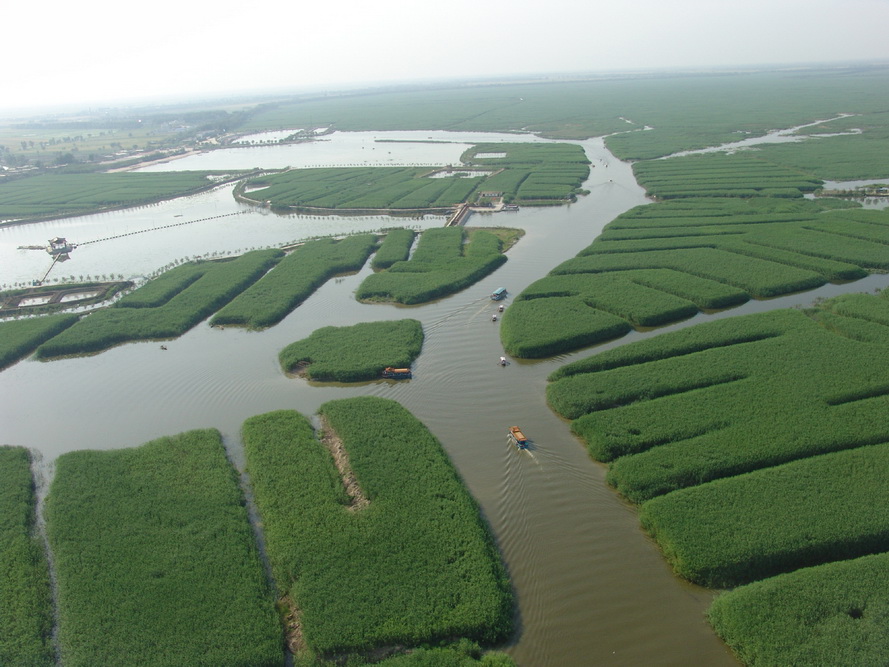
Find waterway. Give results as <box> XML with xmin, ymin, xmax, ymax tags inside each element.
<box><xmin>2</xmin><ymin>130</ymin><xmax>887</xmax><ymax>665</ymax></box>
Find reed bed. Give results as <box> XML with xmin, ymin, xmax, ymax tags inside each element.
<box><xmin>279</xmin><ymin>319</ymin><xmax>423</xmax><ymax>381</ymax></box>
<box><xmin>708</xmin><ymin>552</ymin><xmax>889</xmax><ymax>665</ymax></box>
<box><xmin>34</xmin><ymin>249</ymin><xmax>281</xmax><ymax>357</ymax></box>
<box><xmin>211</xmin><ymin>235</ymin><xmax>377</xmax><ymax>328</ymax></box>
<box><xmin>0</xmin><ymin>446</ymin><xmax>53</xmax><ymax>666</ymax></box>
<box><xmin>45</xmin><ymin>430</ymin><xmax>282</xmax><ymax>666</ymax></box>
<box><xmin>371</xmin><ymin>228</ymin><xmax>416</xmax><ymax>270</ymax></box>
<box><xmin>356</xmin><ymin>228</ymin><xmax>508</xmax><ymax>304</ymax></box>
<box><xmin>0</xmin><ymin>313</ymin><xmax>80</xmax><ymax>369</ymax></box>
<box><xmin>639</xmin><ymin>444</ymin><xmax>889</xmax><ymax>587</ymax></box>
<box><xmin>503</xmin><ymin>197</ymin><xmax>889</xmax><ymax>357</ymax></box>
<box><xmin>0</xmin><ymin>172</ymin><xmax>216</xmax><ymax>220</ymax></box>
<box><xmin>242</xmin><ymin>399</ymin><xmax>513</xmax><ymax>658</ymax></box>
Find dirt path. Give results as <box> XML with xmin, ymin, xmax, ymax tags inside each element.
<box><xmin>319</xmin><ymin>416</ymin><xmax>369</xmax><ymax>511</ymax></box>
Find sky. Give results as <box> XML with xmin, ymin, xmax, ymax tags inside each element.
<box><xmin>3</xmin><ymin>0</ymin><xmax>889</xmax><ymax>112</ymax></box>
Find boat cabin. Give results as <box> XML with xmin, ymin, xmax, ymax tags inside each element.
<box><xmin>491</xmin><ymin>287</ymin><xmax>507</xmax><ymax>301</ymax></box>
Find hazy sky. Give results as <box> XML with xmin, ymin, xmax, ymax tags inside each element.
<box><xmin>4</xmin><ymin>0</ymin><xmax>889</xmax><ymax>111</ymax></box>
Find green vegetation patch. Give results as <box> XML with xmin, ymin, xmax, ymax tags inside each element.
<box><xmin>548</xmin><ymin>304</ymin><xmax>889</xmax><ymax>501</ymax></box>
<box><xmin>708</xmin><ymin>552</ymin><xmax>889</xmax><ymax>666</ymax></box>
<box><xmin>243</xmin><ymin>143</ymin><xmax>588</xmax><ymax>212</ymax></box>
<box><xmin>211</xmin><ymin>235</ymin><xmax>377</xmax><ymax>329</ymax></box>
<box><xmin>372</xmin><ymin>228</ymin><xmax>417</xmax><ymax>270</ymax></box>
<box><xmin>242</xmin><ymin>399</ymin><xmax>513</xmax><ymax>658</ymax></box>
<box><xmin>503</xmin><ymin>197</ymin><xmax>889</xmax><ymax>357</ymax></box>
<box><xmin>639</xmin><ymin>443</ymin><xmax>889</xmax><ymax>587</ymax></box>
<box><xmin>244</xmin><ymin>167</ymin><xmax>482</xmax><ymax>210</ymax></box>
<box><xmin>0</xmin><ymin>172</ymin><xmax>216</xmax><ymax>221</ymax></box>
<box><xmin>45</xmin><ymin>430</ymin><xmax>282</xmax><ymax>667</ymax></box>
<box><xmin>35</xmin><ymin>249</ymin><xmax>281</xmax><ymax>357</ymax></box>
<box><xmin>0</xmin><ymin>312</ymin><xmax>79</xmax><ymax>369</ymax></box>
<box><xmin>633</xmin><ymin>152</ymin><xmax>822</xmax><ymax>199</ymax></box>
<box><xmin>500</xmin><ymin>296</ymin><xmax>632</xmax><ymax>358</ymax></box>
<box><xmin>356</xmin><ymin>227</ymin><xmax>509</xmax><ymax>304</ymax></box>
<box><xmin>0</xmin><ymin>446</ymin><xmax>53</xmax><ymax>667</ymax></box>
<box><xmin>280</xmin><ymin>319</ymin><xmax>423</xmax><ymax>382</ymax></box>
<box><xmin>237</xmin><ymin>68</ymin><xmax>889</xmax><ymax>153</ymax></box>
<box><xmin>461</xmin><ymin>142</ymin><xmax>590</xmax><ymax>204</ymax></box>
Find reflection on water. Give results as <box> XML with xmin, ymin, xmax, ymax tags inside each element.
<box><xmin>4</xmin><ymin>132</ymin><xmax>885</xmax><ymax>665</ymax></box>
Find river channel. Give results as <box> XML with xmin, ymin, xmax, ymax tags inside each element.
<box><xmin>3</xmin><ymin>131</ymin><xmax>887</xmax><ymax>665</ymax></box>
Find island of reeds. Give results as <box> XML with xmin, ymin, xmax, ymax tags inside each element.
<box><xmin>238</xmin><ymin>142</ymin><xmax>589</xmax><ymax>212</ymax></box>
<box><xmin>242</xmin><ymin>397</ymin><xmax>514</xmax><ymax>663</ymax></box>
<box><xmin>279</xmin><ymin>319</ymin><xmax>423</xmax><ymax>382</ymax></box>
<box><xmin>356</xmin><ymin>227</ymin><xmax>517</xmax><ymax>305</ymax></box>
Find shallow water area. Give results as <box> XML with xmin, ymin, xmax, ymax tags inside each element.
<box><xmin>137</xmin><ymin>130</ymin><xmax>549</xmax><ymax>172</ymax></box>
<box><xmin>6</xmin><ymin>130</ymin><xmax>886</xmax><ymax>665</ymax></box>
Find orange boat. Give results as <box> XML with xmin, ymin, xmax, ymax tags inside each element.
<box><xmin>381</xmin><ymin>367</ymin><xmax>412</xmax><ymax>379</ymax></box>
<box><xmin>508</xmin><ymin>426</ymin><xmax>528</xmax><ymax>449</ymax></box>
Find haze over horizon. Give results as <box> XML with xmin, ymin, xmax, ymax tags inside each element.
<box><xmin>4</xmin><ymin>0</ymin><xmax>889</xmax><ymax>113</ymax></box>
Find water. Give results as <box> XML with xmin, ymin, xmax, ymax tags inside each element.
<box><xmin>4</xmin><ymin>131</ymin><xmax>884</xmax><ymax>665</ymax></box>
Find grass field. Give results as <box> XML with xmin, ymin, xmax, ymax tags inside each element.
<box><xmin>708</xmin><ymin>552</ymin><xmax>889</xmax><ymax>666</ymax></box>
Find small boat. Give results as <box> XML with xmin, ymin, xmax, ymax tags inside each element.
<box><xmin>508</xmin><ymin>426</ymin><xmax>528</xmax><ymax>449</ymax></box>
<box><xmin>382</xmin><ymin>367</ymin><xmax>412</xmax><ymax>379</ymax></box>
<box><xmin>491</xmin><ymin>287</ymin><xmax>507</xmax><ymax>301</ymax></box>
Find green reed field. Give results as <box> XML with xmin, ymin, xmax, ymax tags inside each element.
<box><xmin>279</xmin><ymin>319</ymin><xmax>423</xmax><ymax>382</ymax></box>
<box><xmin>357</xmin><ymin>227</ymin><xmax>511</xmax><ymax>304</ymax></box>
<box><xmin>45</xmin><ymin>430</ymin><xmax>282</xmax><ymax>667</ymax></box>
<box><xmin>0</xmin><ymin>172</ymin><xmax>218</xmax><ymax>221</ymax></box>
<box><xmin>0</xmin><ymin>313</ymin><xmax>79</xmax><ymax>369</ymax></box>
<box><xmin>211</xmin><ymin>235</ymin><xmax>377</xmax><ymax>328</ymax></box>
<box><xmin>547</xmin><ymin>293</ymin><xmax>889</xmax><ymax>660</ymax></box>
<box><xmin>242</xmin><ymin>142</ymin><xmax>588</xmax><ymax>211</ymax></box>
<box><xmin>238</xmin><ymin>67</ymin><xmax>889</xmax><ymax>159</ymax></box>
<box><xmin>708</xmin><ymin>552</ymin><xmax>889</xmax><ymax>666</ymax></box>
<box><xmin>371</xmin><ymin>228</ymin><xmax>416</xmax><ymax>269</ymax></box>
<box><xmin>242</xmin><ymin>399</ymin><xmax>513</xmax><ymax>659</ymax></box>
<box><xmin>34</xmin><ymin>249</ymin><xmax>281</xmax><ymax>358</ymax></box>
<box><xmin>502</xmin><ymin>196</ymin><xmax>889</xmax><ymax>358</ymax></box>
<box><xmin>0</xmin><ymin>446</ymin><xmax>53</xmax><ymax>667</ymax></box>
<box><xmin>639</xmin><ymin>443</ymin><xmax>889</xmax><ymax>587</ymax></box>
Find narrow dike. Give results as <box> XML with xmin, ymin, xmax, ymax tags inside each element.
<box><xmin>319</xmin><ymin>416</ymin><xmax>369</xmax><ymax>512</ymax></box>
